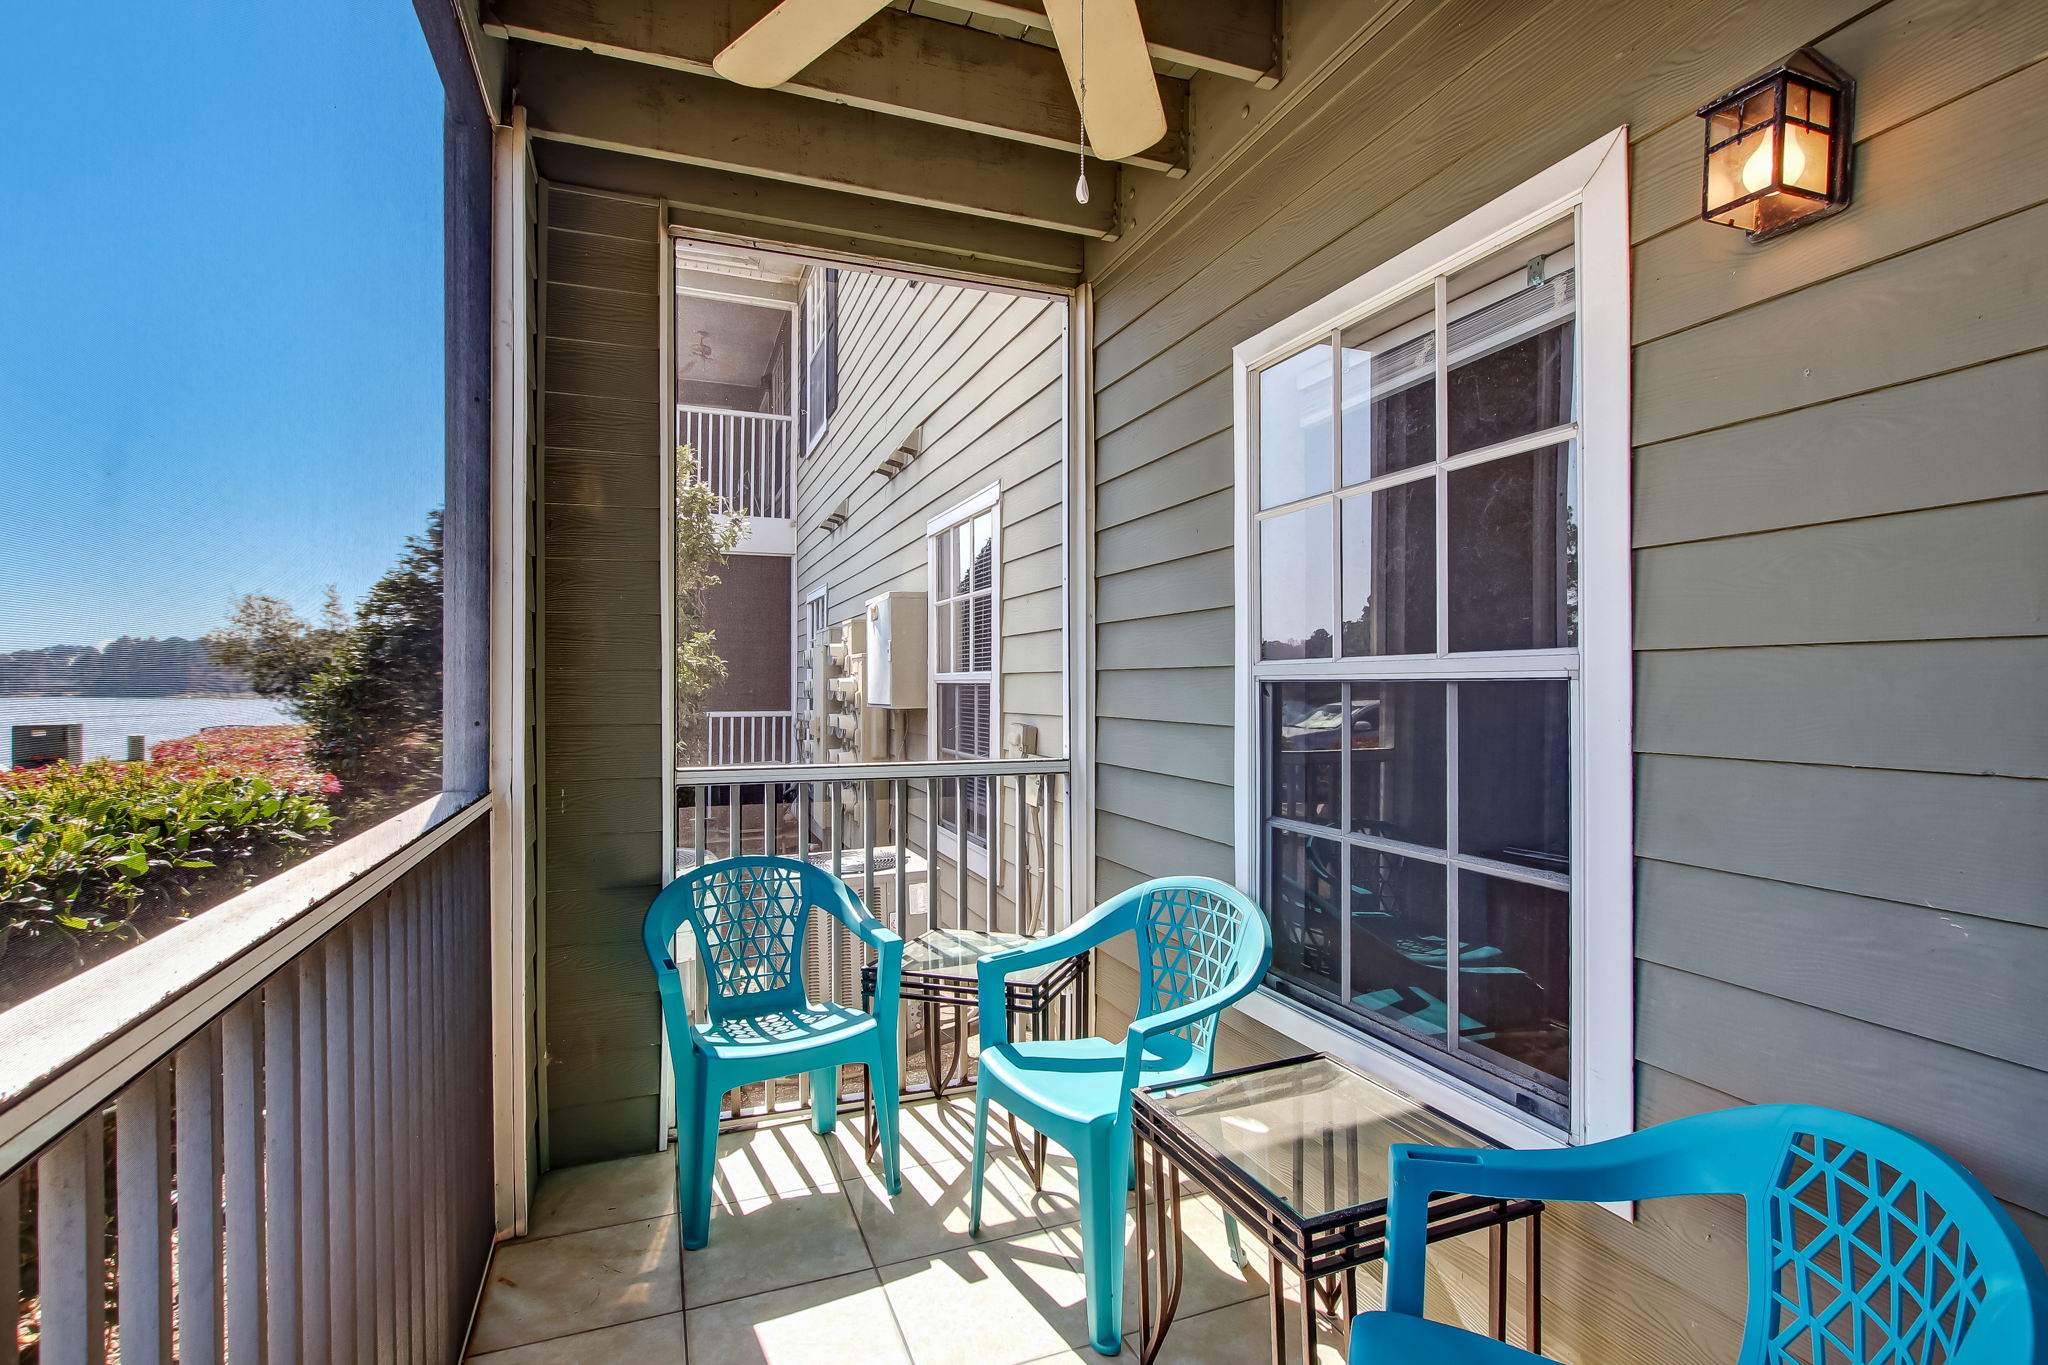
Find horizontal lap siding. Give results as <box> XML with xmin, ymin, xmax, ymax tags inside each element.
<box><xmin>793</xmin><ymin>275</ymin><xmax>1068</xmax><ymax>745</ymax></box>
<box><xmin>1086</xmin><ymin>0</ymin><xmax>2048</xmax><ymax>1352</ymax></box>
<box><xmin>537</xmin><ymin>185</ymin><xmax>667</xmax><ymax>1166</ymax></box>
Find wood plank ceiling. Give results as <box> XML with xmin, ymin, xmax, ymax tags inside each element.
<box><xmin>486</xmin><ymin>0</ymin><xmax>1279</xmax><ymax>286</ymax></box>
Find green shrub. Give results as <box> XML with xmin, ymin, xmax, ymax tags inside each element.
<box><xmin>0</xmin><ymin>760</ymin><xmax>333</xmax><ymax>965</ymax></box>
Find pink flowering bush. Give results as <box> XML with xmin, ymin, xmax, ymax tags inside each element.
<box><xmin>0</xmin><ymin>727</ymin><xmax>336</xmax><ymax>968</ymax></box>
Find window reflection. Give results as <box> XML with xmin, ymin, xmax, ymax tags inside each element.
<box><xmin>1457</xmin><ymin>680</ymin><xmax>1570</xmax><ymax>871</ymax></box>
<box><xmin>1340</xmin><ymin>293</ymin><xmax>1435</xmax><ymax>483</ymax></box>
<box><xmin>1259</xmin><ymin>344</ymin><xmax>1334</xmax><ymax>508</ymax></box>
<box><xmin>1348</xmin><ymin>849</ymin><xmax>1450</xmax><ymax>1035</ymax></box>
<box><xmin>1446</xmin><ymin>443</ymin><xmax>1575</xmax><ymax>652</ymax></box>
<box><xmin>1346</xmin><ymin>681</ymin><xmax>1445</xmax><ymax>847</ymax></box>
<box><xmin>1259</xmin><ymin>504</ymin><xmax>1333</xmax><ymax>660</ymax></box>
<box><xmin>1268</xmin><ymin>827</ymin><xmax>1341</xmax><ymax>996</ymax></box>
<box><xmin>1458</xmin><ymin>871</ymin><xmax>1570</xmax><ymax>1096</ymax></box>
<box><xmin>1266</xmin><ymin>681</ymin><xmax>1340</xmax><ymax>827</ymax></box>
<box><xmin>1340</xmin><ymin>481</ymin><xmax>1433</xmax><ymax>657</ymax></box>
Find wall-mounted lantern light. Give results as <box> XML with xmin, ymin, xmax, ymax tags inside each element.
<box><xmin>1698</xmin><ymin>49</ymin><xmax>1853</xmax><ymax>241</ymax></box>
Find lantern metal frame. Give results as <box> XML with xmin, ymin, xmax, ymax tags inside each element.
<box><xmin>1697</xmin><ymin>47</ymin><xmax>1854</xmax><ymax>242</ymax></box>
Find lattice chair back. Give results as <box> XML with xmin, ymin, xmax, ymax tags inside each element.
<box><xmin>1128</xmin><ymin>877</ymin><xmax>1272</xmax><ymax>1070</ymax></box>
<box><xmin>645</xmin><ymin>857</ymin><xmax>837</xmax><ymax>1019</ymax></box>
<box><xmin>1731</xmin><ymin>1107</ymin><xmax>2046</xmax><ymax>1365</ymax></box>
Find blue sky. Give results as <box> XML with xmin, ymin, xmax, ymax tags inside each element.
<box><xmin>0</xmin><ymin>3</ymin><xmax>446</xmax><ymax>653</ymax></box>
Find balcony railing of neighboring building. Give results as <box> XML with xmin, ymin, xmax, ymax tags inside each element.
<box><xmin>704</xmin><ymin>710</ymin><xmax>802</xmax><ymax>766</ymax></box>
<box><xmin>678</xmin><ymin>406</ymin><xmax>793</xmax><ymax>520</ymax></box>
<box><xmin>0</xmin><ymin>795</ymin><xmax>496</xmax><ymax>1364</ymax></box>
<box><xmin>671</xmin><ymin>757</ymin><xmax>1075</xmax><ymax>1124</ymax></box>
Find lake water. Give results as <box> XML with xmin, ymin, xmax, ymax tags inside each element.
<box><xmin>1</xmin><ymin>696</ymin><xmax>298</xmax><ymax>763</ymax></box>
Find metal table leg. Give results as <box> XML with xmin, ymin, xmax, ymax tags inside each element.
<box><xmin>1136</xmin><ymin>1133</ymin><xmax>1186</xmax><ymax>1365</ymax></box>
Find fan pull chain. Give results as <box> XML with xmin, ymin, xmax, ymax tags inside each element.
<box><xmin>1074</xmin><ymin>0</ymin><xmax>1091</xmax><ymax>204</ymax></box>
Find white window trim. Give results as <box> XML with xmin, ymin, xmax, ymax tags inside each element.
<box><xmin>1230</xmin><ymin>127</ymin><xmax>1634</xmax><ymax>1154</ymax></box>
<box><xmin>928</xmin><ymin>483</ymin><xmax>1003</xmax><ymax>873</ymax></box>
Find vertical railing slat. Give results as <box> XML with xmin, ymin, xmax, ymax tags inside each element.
<box><xmin>115</xmin><ymin>1069</ymin><xmax>174</xmax><ymax>1365</ymax></box>
<box><xmin>351</xmin><ymin>916</ymin><xmax>378</xmax><ymax>1364</ymax></box>
<box><xmin>264</xmin><ymin>975</ymin><xmax>300</xmax><ymax>1363</ymax></box>
<box><xmin>0</xmin><ymin>1170</ymin><xmax>20</xmax><ymax>1365</ymax></box>
<box><xmin>298</xmin><ymin>948</ymin><xmax>331</xmax><ymax>1365</ymax></box>
<box><xmin>221</xmin><ymin>997</ymin><xmax>266</xmax><ymax>1363</ymax></box>
<box><xmin>372</xmin><ymin>900</ymin><xmax>398</xmax><ymax>1365</ymax></box>
<box><xmin>328</xmin><ymin>929</ymin><xmax>360</xmax><ymax>1365</ymax></box>
<box><xmin>174</xmin><ymin>1027</ymin><xmax>225</xmax><ymax>1365</ymax></box>
<box><xmin>35</xmin><ymin>1116</ymin><xmax>106</xmax><ymax>1365</ymax></box>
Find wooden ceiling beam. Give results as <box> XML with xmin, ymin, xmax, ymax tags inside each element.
<box><xmin>515</xmin><ymin>42</ymin><xmax>1120</xmax><ymax>237</ymax></box>
<box><xmin>488</xmin><ymin>0</ymin><xmax>1189</xmax><ymax>175</ymax></box>
<box><xmin>531</xmin><ymin>140</ymin><xmax>1084</xmax><ymax>287</ymax></box>
<box><xmin>924</xmin><ymin>0</ymin><xmax>1280</xmax><ymax>86</ymax></box>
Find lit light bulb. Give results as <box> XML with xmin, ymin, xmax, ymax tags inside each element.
<box><xmin>1740</xmin><ymin>127</ymin><xmax>1805</xmax><ymax>193</ymax></box>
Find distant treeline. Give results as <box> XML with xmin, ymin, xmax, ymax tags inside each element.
<box><xmin>0</xmin><ymin>638</ymin><xmax>251</xmax><ymax>697</ymax></box>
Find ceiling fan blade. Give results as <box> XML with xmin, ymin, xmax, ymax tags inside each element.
<box><xmin>713</xmin><ymin>0</ymin><xmax>892</xmax><ymax>88</ymax></box>
<box><xmin>1041</xmin><ymin>0</ymin><xmax>1167</xmax><ymax>163</ymax></box>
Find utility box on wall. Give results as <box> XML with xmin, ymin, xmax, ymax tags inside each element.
<box><xmin>12</xmin><ymin>723</ymin><xmax>83</xmax><ymax>770</ymax></box>
<box><xmin>863</xmin><ymin>590</ymin><xmax>928</xmax><ymax>708</ymax></box>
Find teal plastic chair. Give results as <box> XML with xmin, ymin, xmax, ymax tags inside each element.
<box><xmin>643</xmin><ymin>856</ymin><xmax>904</xmax><ymax>1250</ymax></box>
<box><xmin>1352</xmin><ymin>1104</ymin><xmax>2048</xmax><ymax>1364</ymax></box>
<box><xmin>968</xmin><ymin>877</ymin><xmax>1273</xmax><ymax>1355</ymax></box>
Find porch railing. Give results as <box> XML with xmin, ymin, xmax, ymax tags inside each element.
<box><xmin>672</xmin><ymin>758</ymin><xmax>1072</xmax><ymax>1120</ymax></box>
<box><xmin>678</xmin><ymin>406</ymin><xmax>793</xmax><ymax>519</ymax></box>
<box><xmin>0</xmin><ymin>795</ymin><xmax>495</xmax><ymax>1364</ymax></box>
<box><xmin>704</xmin><ymin>710</ymin><xmax>800</xmax><ymax>766</ymax></box>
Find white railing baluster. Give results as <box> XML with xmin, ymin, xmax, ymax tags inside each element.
<box><xmin>264</xmin><ymin>975</ymin><xmax>299</xmax><ymax>1364</ymax></box>
<box><xmin>115</xmin><ymin>1069</ymin><xmax>174</xmax><ymax>1365</ymax></box>
<box><xmin>221</xmin><ymin>997</ymin><xmax>265</xmax><ymax>1363</ymax></box>
<box><xmin>35</xmin><ymin>1115</ymin><xmax>106</xmax><ymax>1365</ymax></box>
<box><xmin>677</xmin><ymin>405</ymin><xmax>793</xmax><ymax>519</ymax></box>
<box><xmin>175</xmin><ymin>1026</ymin><xmax>224</xmax><ymax>1365</ymax></box>
<box><xmin>297</xmin><ymin>950</ymin><xmax>330</xmax><ymax>1365</ymax></box>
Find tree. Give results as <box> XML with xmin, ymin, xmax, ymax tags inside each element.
<box><xmin>298</xmin><ymin>512</ymin><xmax>443</xmax><ymax>801</ymax></box>
<box><xmin>203</xmin><ymin>589</ymin><xmax>349</xmax><ymax>698</ymax></box>
<box><xmin>204</xmin><ymin>513</ymin><xmax>443</xmax><ymax>811</ymax></box>
<box><xmin>675</xmin><ymin>448</ymin><xmax>745</xmax><ymax>756</ymax></box>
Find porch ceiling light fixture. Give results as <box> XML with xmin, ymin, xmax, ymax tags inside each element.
<box><xmin>1697</xmin><ymin>48</ymin><xmax>1853</xmax><ymax>241</ymax></box>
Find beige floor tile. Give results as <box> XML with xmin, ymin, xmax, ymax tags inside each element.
<box><xmin>686</xmin><ymin>1187</ymin><xmax>873</xmax><ymax>1309</ymax></box>
<box><xmin>469</xmin><ymin>1217</ymin><xmax>683</xmax><ymax>1355</ymax></box>
<box><xmin>467</xmin><ymin>1310</ymin><xmax>687</xmax><ymax>1362</ymax></box>
<box><xmin>1129</xmin><ymin>1296</ymin><xmax>1348</xmax><ymax>1365</ymax></box>
<box><xmin>879</xmin><ymin>1228</ymin><xmax>1093</xmax><ymax>1365</ymax></box>
<box><xmin>828</xmin><ymin>1094</ymin><xmax>987</xmax><ymax>1176</ymax></box>
<box><xmin>528</xmin><ymin>1153</ymin><xmax>679</xmax><ymax>1240</ymax></box>
<box><xmin>685</xmin><ymin>1270</ymin><xmax>912</xmax><ymax>1365</ymax></box>
<box><xmin>713</xmin><ymin>1117</ymin><xmax>843</xmax><ymax>1210</ymax></box>
<box><xmin>1043</xmin><ymin>1196</ymin><xmax>1264</xmax><ymax>1329</ymax></box>
<box><xmin>844</xmin><ymin>1152</ymin><xmax>1044</xmax><ymax>1267</ymax></box>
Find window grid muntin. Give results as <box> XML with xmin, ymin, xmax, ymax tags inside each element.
<box><xmin>1250</xmin><ymin>216</ymin><xmax>1581</xmax><ymax>1127</ymax></box>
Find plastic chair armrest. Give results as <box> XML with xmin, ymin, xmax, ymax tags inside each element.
<box><xmin>1382</xmin><ymin>1115</ymin><xmax>1753</xmax><ymax>1315</ymax></box>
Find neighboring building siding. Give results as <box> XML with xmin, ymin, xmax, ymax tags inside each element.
<box><xmin>792</xmin><ymin>273</ymin><xmax>1069</xmax><ymax>754</ymax></box>
<box><xmin>1084</xmin><ymin>0</ymin><xmax>2047</xmax><ymax>1356</ymax></box>
<box><xmin>535</xmin><ymin>185</ymin><xmax>668</xmax><ymax>1166</ymax></box>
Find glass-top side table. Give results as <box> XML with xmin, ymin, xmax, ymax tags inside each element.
<box><xmin>859</xmin><ymin>927</ymin><xmax>1090</xmax><ymax>1178</ymax></box>
<box><xmin>1133</xmin><ymin>1054</ymin><xmax>1543</xmax><ymax>1365</ymax></box>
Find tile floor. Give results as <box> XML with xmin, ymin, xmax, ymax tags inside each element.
<box><xmin>465</xmin><ymin>1097</ymin><xmax>1349</xmax><ymax>1363</ymax></box>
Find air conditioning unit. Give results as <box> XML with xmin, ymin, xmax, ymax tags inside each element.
<box><xmin>863</xmin><ymin>590</ymin><xmax>928</xmax><ymax>708</ymax></box>
<box><xmin>804</xmin><ymin>845</ymin><xmax>931</xmax><ymax>1005</ymax></box>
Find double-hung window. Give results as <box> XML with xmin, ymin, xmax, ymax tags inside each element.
<box><xmin>802</xmin><ymin>267</ymin><xmax>839</xmax><ymax>450</ymax></box>
<box><xmin>1233</xmin><ymin>133</ymin><xmax>1633</xmax><ymax>1146</ymax></box>
<box><xmin>929</xmin><ymin>486</ymin><xmax>1000</xmax><ymax>852</ymax></box>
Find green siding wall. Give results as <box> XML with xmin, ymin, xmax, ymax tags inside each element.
<box><xmin>536</xmin><ymin>185</ymin><xmax>669</xmax><ymax>1166</ymax></box>
<box><xmin>1082</xmin><ymin>0</ymin><xmax>2048</xmax><ymax>1356</ymax></box>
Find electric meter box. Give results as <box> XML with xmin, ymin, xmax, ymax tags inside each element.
<box><xmin>863</xmin><ymin>590</ymin><xmax>929</xmax><ymax>708</ymax></box>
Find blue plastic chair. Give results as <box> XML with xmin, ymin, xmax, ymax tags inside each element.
<box><xmin>968</xmin><ymin>877</ymin><xmax>1274</xmax><ymax>1355</ymax></box>
<box><xmin>643</xmin><ymin>857</ymin><xmax>904</xmax><ymax>1250</ymax></box>
<box><xmin>1351</xmin><ymin>1104</ymin><xmax>2048</xmax><ymax>1364</ymax></box>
